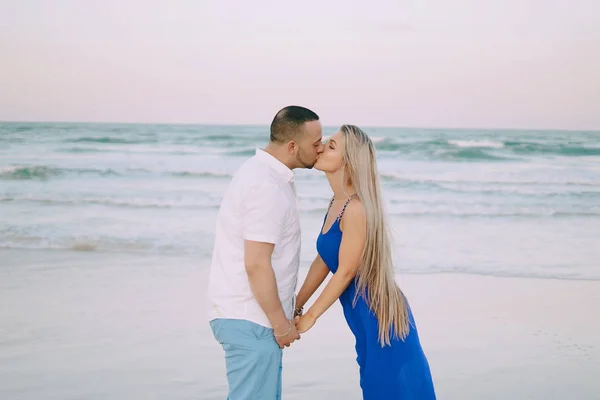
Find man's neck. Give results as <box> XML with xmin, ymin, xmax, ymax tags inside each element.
<box><xmin>264</xmin><ymin>143</ymin><xmax>294</xmax><ymax>170</ymax></box>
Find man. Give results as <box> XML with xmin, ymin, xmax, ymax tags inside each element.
<box><xmin>207</xmin><ymin>105</ymin><xmax>324</xmax><ymax>399</ymax></box>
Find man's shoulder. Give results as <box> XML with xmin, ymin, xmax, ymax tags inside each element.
<box><xmin>232</xmin><ymin>156</ymin><xmax>281</xmax><ymax>188</ymax></box>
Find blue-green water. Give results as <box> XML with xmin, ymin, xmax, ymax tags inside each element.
<box><xmin>1</xmin><ymin>122</ymin><xmax>599</xmax><ymax>279</ymax></box>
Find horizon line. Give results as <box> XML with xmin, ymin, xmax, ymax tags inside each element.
<box><xmin>1</xmin><ymin>119</ymin><xmax>599</xmax><ymax>133</ymax></box>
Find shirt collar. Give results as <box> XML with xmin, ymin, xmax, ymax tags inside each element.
<box><xmin>255</xmin><ymin>148</ymin><xmax>294</xmax><ymax>183</ymax></box>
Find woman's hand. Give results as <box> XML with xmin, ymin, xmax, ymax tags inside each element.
<box><xmin>294</xmin><ymin>313</ymin><xmax>317</xmax><ymax>334</ymax></box>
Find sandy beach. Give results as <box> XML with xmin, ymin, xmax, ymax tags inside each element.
<box><xmin>1</xmin><ymin>249</ymin><xmax>598</xmax><ymax>399</ymax></box>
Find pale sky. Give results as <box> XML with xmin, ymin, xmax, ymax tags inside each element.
<box><xmin>1</xmin><ymin>0</ymin><xmax>599</xmax><ymax>129</ymax></box>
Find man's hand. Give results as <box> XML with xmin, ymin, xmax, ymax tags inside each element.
<box><xmin>273</xmin><ymin>320</ymin><xmax>300</xmax><ymax>349</ymax></box>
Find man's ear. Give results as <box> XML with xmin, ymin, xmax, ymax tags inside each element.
<box><xmin>287</xmin><ymin>140</ymin><xmax>297</xmax><ymax>154</ymax></box>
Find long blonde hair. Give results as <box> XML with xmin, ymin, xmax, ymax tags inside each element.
<box><xmin>340</xmin><ymin>124</ymin><xmax>410</xmax><ymax>346</ymax></box>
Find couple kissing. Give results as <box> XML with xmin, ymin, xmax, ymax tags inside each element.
<box><xmin>206</xmin><ymin>106</ymin><xmax>436</xmax><ymax>399</ymax></box>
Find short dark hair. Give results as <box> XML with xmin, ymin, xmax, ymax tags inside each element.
<box><xmin>270</xmin><ymin>105</ymin><xmax>319</xmax><ymax>143</ymax></box>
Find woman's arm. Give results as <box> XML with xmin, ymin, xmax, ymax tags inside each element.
<box><xmin>296</xmin><ymin>202</ymin><xmax>366</xmax><ymax>333</ymax></box>
<box><xmin>295</xmin><ymin>254</ymin><xmax>330</xmax><ymax>314</ymax></box>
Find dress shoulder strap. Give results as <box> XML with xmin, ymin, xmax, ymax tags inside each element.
<box><xmin>327</xmin><ymin>197</ymin><xmax>334</xmax><ymax>212</ymax></box>
<box><xmin>336</xmin><ymin>194</ymin><xmax>358</xmax><ymax>221</ymax></box>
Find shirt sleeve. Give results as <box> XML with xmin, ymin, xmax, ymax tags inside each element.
<box><xmin>242</xmin><ymin>182</ymin><xmax>288</xmax><ymax>244</ymax></box>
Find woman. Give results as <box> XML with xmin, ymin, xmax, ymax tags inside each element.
<box><xmin>294</xmin><ymin>125</ymin><xmax>436</xmax><ymax>399</ymax></box>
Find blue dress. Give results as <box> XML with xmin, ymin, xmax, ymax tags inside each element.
<box><xmin>316</xmin><ymin>198</ymin><xmax>437</xmax><ymax>399</ymax></box>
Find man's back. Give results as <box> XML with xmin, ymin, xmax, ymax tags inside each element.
<box><xmin>207</xmin><ymin>149</ymin><xmax>301</xmax><ymax>328</ymax></box>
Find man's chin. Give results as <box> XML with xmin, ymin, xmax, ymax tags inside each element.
<box><xmin>303</xmin><ymin>159</ymin><xmax>319</xmax><ymax>170</ymax></box>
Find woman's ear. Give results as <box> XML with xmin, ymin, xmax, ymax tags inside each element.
<box><xmin>344</xmin><ymin>161</ymin><xmax>353</xmax><ymax>186</ymax></box>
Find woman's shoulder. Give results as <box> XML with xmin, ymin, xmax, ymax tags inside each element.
<box><xmin>340</xmin><ymin>198</ymin><xmax>366</xmax><ymax>231</ymax></box>
<box><xmin>345</xmin><ymin>197</ymin><xmax>365</xmax><ymax>216</ymax></box>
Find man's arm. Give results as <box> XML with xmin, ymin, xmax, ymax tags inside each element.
<box><xmin>244</xmin><ymin>239</ymin><xmax>299</xmax><ymax>348</ymax></box>
<box><xmin>241</xmin><ymin>182</ymin><xmax>300</xmax><ymax>348</ymax></box>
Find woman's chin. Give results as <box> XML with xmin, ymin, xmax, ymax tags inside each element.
<box><xmin>312</xmin><ymin>160</ymin><xmax>326</xmax><ymax>172</ymax></box>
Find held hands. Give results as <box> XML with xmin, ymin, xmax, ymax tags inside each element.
<box><xmin>273</xmin><ymin>320</ymin><xmax>300</xmax><ymax>349</ymax></box>
<box><xmin>294</xmin><ymin>312</ymin><xmax>316</xmax><ymax>334</ymax></box>
<box><xmin>272</xmin><ymin>309</ymin><xmax>317</xmax><ymax>349</ymax></box>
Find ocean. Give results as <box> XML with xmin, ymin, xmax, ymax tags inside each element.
<box><xmin>2</xmin><ymin>122</ymin><xmax>600</xmax><ymax>400</ymax></box>
<box><xmin>1</xmin><ymin>122</ymin><xmax>599</xmax><ymax>279</ymax></box>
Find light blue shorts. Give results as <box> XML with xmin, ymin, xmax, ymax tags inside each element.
<box><xmin>210</xmin><ymin>318</ymin><xmax>282</xmax><ymax>400</ymax></box>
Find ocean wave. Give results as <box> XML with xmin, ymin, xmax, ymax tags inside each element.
<box><xmin>385</xmin><ymin>203</ymin><xmax>600</xmax><ymax>218</ymax></box>
<box><xmin>55</xmin><ymin>145</ymin><xmax>208</xmax><ymax>155</ymax></box>
<box><xmin>125</xmin><ymin>167</ymin><xmax>232</xmax><ymax>179</ymax></box>
<box><xmin>373</xmin><ymin>139</ymin><xmax>513</xmax><ymax>161</ymax></box>
<box><xmin>225</xmin><ymin>149</ymin><xmax>256</xmax><ymax>157</ymax></box>
<box><xmin>403</xmin><ymin>266</ymin><xmax>600</xmax><ymax>281</ymax></box>
<box><xmin>379</xmin><ymin>173</ymin><xmax>600</xmax><ymax>187</ymax></box>
<box><xmin>0</xmin><ymin>166</ymin><xmax>63</xmax><ymax>180</ymax></box>
<box><xmin>379</xmin><ymin>178</ymin><xmax>600</xmax><ymax>197</ymax></box>
<box><xmin>0</xmin><ymin>223</ymin><xmax>216</xmax><ymax>255</ymax></box>
<box><xmin>0</xmin><ymin>192</ymin><xmax>323</xmax><ymax>211</ymax></box>
<box><xmin>0</xmin><ymin>164</ymin><xmax>234</xmax><ymax>181</ymax></box>
<box><xmin>373</xmin><ymin>138</ymin><xmax>600</xmax><ymax>160</ymax></box>
<box><xmin>169</xmin><ymin>171</ymin><xmax>231</xmax><ymax>178</ymax></box>
<box><xmin>65</xmin><ymin>137</ymin><xmax>151</xmax><ymax>144</ymax></box>
<box><xmin>0</xmin><ymin>234</ymin><xmax>190</xmax><ymax>254</ymax></box>
<box><xmin>0</xmin><ymin>165</ymin><xmax>120</xmax><ymax>180</ymax></box>
<box><xmin>201</xmin><ymin>134</ymin><xmax>242</xmax><ymax>141</ymax></box>
<box><xmin>56</xmin><ymin>147</ymin><xmax>113</xmax><ymax>153</ymax></box>
<box><xmin>434</xmin><ymin>148</ymin><xmax>513</xmax><ymax>161</ymax></box>
<box><xmin>448</xmin><ymin>140</ymin><xmax>505</xmax><ymax>148</ymax></box>
<box><xmin>505</xmin><ymin>142</ymin><xmax>600</xmax><ymax>157</ymax></box>
<box><xmin>0</xmin><ymin>194</ymin><xmax>221</xmax><ymax>209</ymax></box>
<box><xmin>375</xmin><ymin>140</ymin><xmax>418</xmax><ymax>152</ymax></box>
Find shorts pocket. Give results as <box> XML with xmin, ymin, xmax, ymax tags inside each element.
<box><xmin>251</xmin><ymin>321</ymin><xmax>276</xmax><ymax>340</ymax></box>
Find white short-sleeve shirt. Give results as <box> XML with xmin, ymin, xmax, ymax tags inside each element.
<box><xmin>206</xmin><ymin>148</ymin><xmax>301</xmax><ymax>328</ymax></box>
